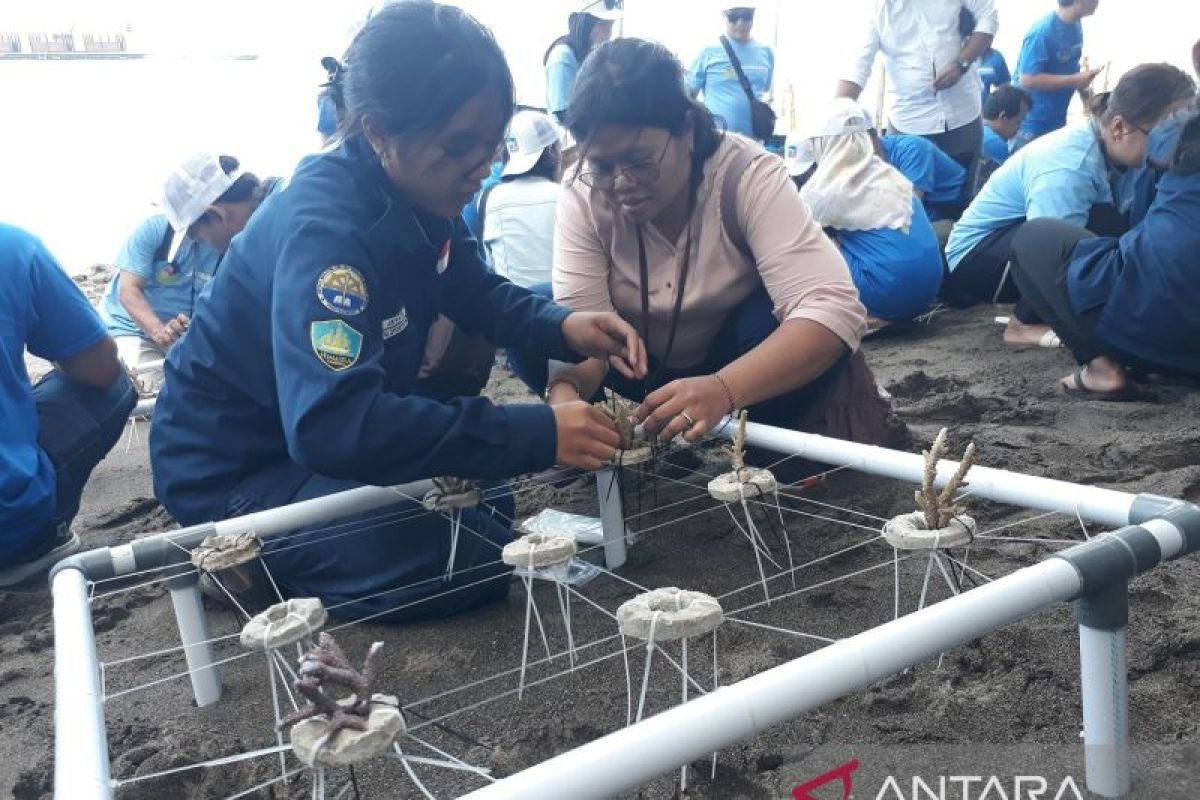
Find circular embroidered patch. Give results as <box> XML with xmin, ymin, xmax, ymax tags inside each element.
<box><xmin>316</xmin><ymin>265</ymin><xmax>368</xmax><ymax>315</ymax></box>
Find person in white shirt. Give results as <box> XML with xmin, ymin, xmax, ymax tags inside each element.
<box><xmin>481</xmin><ymin>110</ymin><xmax>564</xmax><ymax>289</ymax></box>
<box><xmin>837</xmin><ymin>0</ymin><xmax>999</xmax><ymax>191</ymax></box>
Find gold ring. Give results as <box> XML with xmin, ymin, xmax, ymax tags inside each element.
<box><xmin>680</xmin><ymin>412</ymin><xmax>695</xmax><ymax>426</ymax></box>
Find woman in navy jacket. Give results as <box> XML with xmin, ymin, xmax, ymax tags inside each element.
<box><xmin>1007</xmin><ymin>104</ymin><xmax>1200</xmax><ymax>399</ymax></box>
<box><xmin>151</xmin><ymin>1</ymin><xmax>645</xmax><ymax>621</ymax></box>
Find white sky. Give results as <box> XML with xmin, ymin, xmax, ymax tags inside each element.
<box><xmin>3</xmin><ymin>0</ymin><xmax>1196</xmax><ymax>269</ymax></box>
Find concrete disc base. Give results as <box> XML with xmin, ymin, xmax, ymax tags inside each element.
<box><xmin>291</xmin><ymin>694</ymin><xmax>405</xmax><ymax>767</ymax></box>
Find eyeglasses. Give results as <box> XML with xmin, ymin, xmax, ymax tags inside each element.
<box><xmin>577</xmin><ymin>135</ymin><xmax>673</xmax><ymax>191</ymax></box>
<box><xmin>725</xmin><ymin>8</ymin><xmax>755</xmax><ymax>23</ymax></box>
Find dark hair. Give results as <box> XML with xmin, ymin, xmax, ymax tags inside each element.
<box><xmin>543</xmin><ymin>12</ymin><xmax>609</xmax><ymax>66</ymax></box>
<box><xmin>331</xmin><ymin>1</ymin><xmax>514</xmax><ymax>143</ymax></box>
<box><xmin>208</xmin><ymin>155</ymin><xmax>261</xmax><ymax>205</ymax></box>
<box><xmin>567</xmin><ymin>38</ymin><xmax>723</xmax><ymax>203</ymax></box>
<box><xmin>1087</xmin><ymin>63</ymin><xmax>1196</xmax><ymax>129</ymax></box>
<box><xmin>983</xmin><ymin>85</ymin><xmax>1033</xmax><ymax>120</ymax></box>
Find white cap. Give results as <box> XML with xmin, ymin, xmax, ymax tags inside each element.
<box><xmin>580</xmin><ymin>0</ymin><xmax>623</xmax><ymax>21</ymax></box>
<box><xmin>161</xmin><ymin>153</ymin><xmax>238</xmax><ymax>234</ymax></box>
<box><xmin>784</xmin><ymin>131</ymin><xmax>815</xmax><ymax>177</ymax></box>
<box><xmin>502</xmin><ymin>111</ymin><xmax>564</xmax><ymax>178</ymax></box>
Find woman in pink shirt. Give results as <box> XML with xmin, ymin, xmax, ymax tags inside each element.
<box><xmin>513</xmin><ymin>38</ymin><xmax>900</xmax><ymax>455</ymax></box>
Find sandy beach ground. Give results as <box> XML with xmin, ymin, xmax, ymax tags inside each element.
<box><xmin>3</xmin><ymin>306</ymin><xmax>1199</xmax><ymax>799</ymax></box>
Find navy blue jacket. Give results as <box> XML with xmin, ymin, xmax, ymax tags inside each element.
<box><xmin>1068</xmin><ymin>109</ymin><xmax>1200</xmax><ymax>376</ymax></box>
<box><xmin>152</xmin><ymin>136</ymin><xmax>574</xmax><ymax>524</ymax></box>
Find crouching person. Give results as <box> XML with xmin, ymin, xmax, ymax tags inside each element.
<box><xmin>0</xmin><ymin>225</ymin><xmax>136</xmax><ymax>586</ymax></box>
<box><xmin>511</xmin><ymin>39</ymin><xmax>903</xmax><ymax>467</ymax></box>
<box><xmin>150</xmin><ymin>1</ymin><xmax>646</xmax><ymax>622</ymax></box>
<box><xmin>1007</xmin><ymin>105</ymin><xmax>1200</xmax><ymax>399</ymax></box>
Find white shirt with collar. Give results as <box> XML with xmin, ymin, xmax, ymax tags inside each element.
<box><xmin>844</xmin><ymin>0</ymin><xmax>999</xmax><ymax>135</ymax></box>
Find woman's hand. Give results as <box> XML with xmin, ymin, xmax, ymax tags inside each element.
<box><xmin>633</xmin><ymin>375</ymin><xmax>732</xmax><ymax>444</ymax></box>
<box><xmin>561</xmin><ymin>312</ymin><xmax>647</xmax><ymax>381</ymax></box>
<box><xmin>552</xmin><ymin>400</ymin><xmax>621</xmax><ymax>470</ymax></box>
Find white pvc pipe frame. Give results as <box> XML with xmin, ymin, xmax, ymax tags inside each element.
<box><xmin>51</xmin><ymin>423</ymin><xmax>1183</xmax><ymax>799</ymax></box>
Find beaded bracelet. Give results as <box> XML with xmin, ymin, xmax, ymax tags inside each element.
<box><xmin>712</xmin><ymin>372</ymin><xmax>738</xmax><ymax>416</ymax></box>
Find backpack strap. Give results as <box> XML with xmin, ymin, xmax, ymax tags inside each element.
<box><xmin>720</xmin><ymin>146</ymin><xmax>764</xmax><ymax>262</ymax></box>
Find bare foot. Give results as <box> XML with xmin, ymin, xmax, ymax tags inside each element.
<box><xmin>1003</xmin><ymin>319</ymin><xmax>1058</xmax><ymax>347</ymax></box>
<box><xmin>1060</xmin><ymin>356</ymin><xmax>1132</xmax><ymax>396</ymax></box>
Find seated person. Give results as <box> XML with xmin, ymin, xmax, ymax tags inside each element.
<box><xmin>982</xmin><ymin>85</ymin><xmax>1033</xmax><ymax>168</ymax></box>
<box><xmin>150</xmin><ymin>3</ymin><xmax>643</xmax><ymax>622</ymax></box>
<box><xmin>482</xmin><ymin>110</ymin><xmax>564</xmax><ymax>288</ymax></box>
<box><xmin>943</xmin><ymin>63</ymin><xmax>1195</xmax><ymax>323</ymax></box>
<box><xmin>869</xmin><ymin>121</ymin><xmax>968</xmax><ymax>221</ymax></box>
<box><xmin>1006</xmin><ymin>106</ymin><xmax>1200</xmax><ymax>399</ymax></box>
<box><xmin>0</xmin><ymin>224</ymin><xmax>136</xmax><ymax>587</ymax></box>
<box><xmin>515</xmin><ymin>39</ymin><xmax>902</xmax><ymax>456</ymax></box>
<box><xmin>788</xmin><ymin>102</ymin><xmax>943</xmax><ymax>326</ymax></box>
<box><xmin>99</xmin><ymin>154</ymin><xmax>270</xmax><ymax>392</ymax></box>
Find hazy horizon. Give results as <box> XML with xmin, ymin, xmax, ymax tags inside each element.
<box><xmin>1</xmin><ymin>0</ymin><xmax>1195</xmax><ymax>271</ymax></box>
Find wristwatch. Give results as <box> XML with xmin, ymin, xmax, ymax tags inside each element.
<box><xmin>956</xmin><ymin>58</ymin><xmax>972</xmax><ymax>73</ymax></box>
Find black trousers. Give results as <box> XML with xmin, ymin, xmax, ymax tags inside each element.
<box><xmin>943</xmin><ymin>205</ymin><xmax>1131</xmax><ymax>312</ymax></box>
<box><xmin>1007</xmin><ymin>219</ymin><xmax>1103</xmax><ymax>364</ymax></box>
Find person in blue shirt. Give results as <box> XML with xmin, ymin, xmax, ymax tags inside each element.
<box><xmin>687</xmin><ymin>5</ymin><xmax>774</xmax><ymax>139</ymax></box>
<box><xmin>791</xmin><ymin>102</ymin><xmax>943</xmax><ymax>325</ymax></box>
<box><xmin>544</xmin><ymin>2</ymin><xmax>620</xmax><ymax>125</ymax></box>
<box><xmin>1006</xmin><ymin>105</ymin><xmax>1200</xmax><ymax>399</ymax></box>
<box><xmin>981</xmin><ymin>85</ymin><xmax>1033</xmax><ymax>167</ymax></box>
<box><xmin>151</xmin><ymin>1</ymin><xmax>646</xmax><ymax>623</ymax></box>
<box><xmin>100</xmin><ymin>154</ymin><xmax>271</xmax><ymax>392</ymax></box>
<box><xmin>977</xmin><ymin>47</ymin><xmax>1011</xmax><ymax>107</ymax></box>
<box><xmin>872</xmin><ymin>127</ymin><xmax>968</xmax><ymax>220</ymax></box>
<box><xmin>1012</xmin><ymin>0</ymin><xmax>1102</xmax><ymax>150</ymax></box>
<box><xmin>943</xmin><ymin>63</ymin><xmax>1195</xmax><ymax>319</ymax></box>
<box><xmin>0</xmin><ymin>225</ymin><xmax>136</xmax><ymax>586</ymax></box>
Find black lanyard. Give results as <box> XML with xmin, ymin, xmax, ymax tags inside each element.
<box><xmin>636</xmin><ymin>217</ymin><xmax>693</xmax><ymax>386</ymax></box>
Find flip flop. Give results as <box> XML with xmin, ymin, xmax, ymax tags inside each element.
<box><xmin>1061</xmin><ymin>368</ymin><xmax>1140</xmax><ymax>402</ymax></box>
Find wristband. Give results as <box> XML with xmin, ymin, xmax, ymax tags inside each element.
<box><xmin>712</xmin><ymin>372</ymin><xmax>738</xmax><ymax>415</ymax></box>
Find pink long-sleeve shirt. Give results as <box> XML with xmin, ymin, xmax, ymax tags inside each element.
<box><xmin>553</xmin><ymin>134</ymin><xmax>866</xmax><ymax>369</ymax></box>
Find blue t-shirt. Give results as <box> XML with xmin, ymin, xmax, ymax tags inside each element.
<box><xmin>545</xmin><ymin>43</ymin><xmax>579</xmax><ymax>116</ymax></box>
<box><xmin>99</xmin><ymin>214</ymin><xmax>222</xmax><ymax>338</ymax></box>
<box><xmin>946</xmin><ymin>121</ymin><xmax>1111</xmax><ymax>270</ymax></box>
<box><xmin>835</xmin><ymin>198</ymin><xmax>944</xmax><ymax>322</ymax></box>
<box><xmin>1015</xmin><ymin>12</ymin><xmax>1083</xmax><ymax>137</ymax></box>
<box><xmin>0</xmin><ymin>224</ymin><xmax>108</xmax><ymax>557</ymax></box>
<box><xmin>687</xmin><ymin>39</ymin><xmax>774</xmax><ymax>138</ymax></box>
<box><xmin>881</xmin><ymin>134</ymin><xmax>967</xmax><ymax>206</ymax></box>
<box><xmin>982</xmin><ymin>124</ymin><xmax>1011</xmax><ymax>165</ymax></box>
<box><xmin>978</xmin><ymin>48</ymin><xmax>1012</xmax><ymax>107</ymax></box>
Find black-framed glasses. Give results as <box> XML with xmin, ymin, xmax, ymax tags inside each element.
<box><xmin>578</xmin><ymin>135</ymin><xmax>673</xmax><ymax>191</ymax></box>
<box><xmin>724</xmin><ymin>8</ymin><xmax>755</xmax><ymax>23</ymax></box>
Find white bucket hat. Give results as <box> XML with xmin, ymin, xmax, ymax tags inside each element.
<box><xmin>502</xmin><ymin>111</ymin><xmax>565</xmax><ymax>178</ymax></box>
<box><xmin>161</xmin><ymin>153</ymin><xmax>238</xmax><ymax>234</ymax></box>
